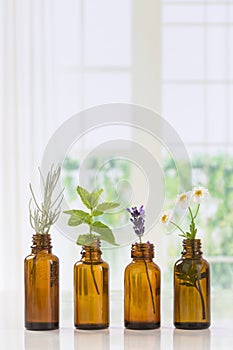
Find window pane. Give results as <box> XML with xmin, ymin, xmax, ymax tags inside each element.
<box><xmin>162</xmin><ymin>5</ymin><xmax>204</xmax><ymax>23</ymax></box>
<box><xmin>55</xmin><ymin>73</ymin><xmax>81</xmax><ymax>121</ymax></box>
<box><xmin>230</xmin><ymin>28</ymin><xmax>233</xmax><ymax>80</ymax></box>
<box><xmin>230</xmin><ymin>5</ymin><xmax>233</xmax><ymax>23</ymax></box>
<box><xmin>84</xmin><ymin>72</ymin><xmax>131</xmax><ymax>106</ymax></box>
<box><xmin>207</xmin><ymin>27</ymin><xmax>227</xmax><ymax>80</ymax></box>
<box><xmin>207</xmin><ymin>0</ymin><xmax>231</xmax><ymax>3</ymax></box>
<box><xmin>207</xmin><ymin>85</ymin><xmax>226</xmax><ymax>143</ymax></box>
<box><xmin>207</xmin><ymin>5</ymin><xmax>226</xmax><ymax>23</ymax></box>
<box><xmin>84</xmin><ymin>0</ymin><xmax>131</xmax><ymax>66</ymax></box>
<box><xmin>162</xmin><ymin>84</ymin><xmax>205</xmax><ymax>143</ymax></box>
<box><xmin>162</xmin><ymin>0</ymin><xmax>205</xmax><ymax>2</ymax></box>
<box><xmin>162</xmin><ymin>26</ymin><xmax>204</xmax><ymax>80</ymax></box>
<box><xmin>54</xmin><ymin>0</ymin><xmax>81</xmax><ymax>66</ymax></box>
<box><xmin>230</xmin><ymin>86</ymin><xmax>233</xmax><ymax>141</ymax></box>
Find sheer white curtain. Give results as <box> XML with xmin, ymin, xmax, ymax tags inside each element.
<box><xmin>0</xmin><ymin>1</ymin><xmax>54</xmax><ymax>292</ymax></box>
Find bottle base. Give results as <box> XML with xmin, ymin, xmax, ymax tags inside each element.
<box><xmin>25</xmin><ymin>322</ymin><xmax>59</xmax><ymax>331</ymax></box>
<box><xmin>125</xmin><ymin>321</ymin><xmax>160</xmax><ymax>330</ymax></box>
<box><xmin>174</xmin><ymin>322</ymin><xmax>210</xmax><ymax>330</ymax></box>
<box><xmin>75</xmin><ymin>323</ymin><xmax>109</xmax><ymax>330</ymax></box>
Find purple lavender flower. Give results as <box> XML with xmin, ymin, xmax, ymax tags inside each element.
<box><xmin>127</xmin><ymin>205</ymin><xmax>155</xmax><ymax>314</ymax></box>
<box><xmin>126</xmin><ymin>205</ymin><xmax>145</xmax><ymax>237</ymax></box>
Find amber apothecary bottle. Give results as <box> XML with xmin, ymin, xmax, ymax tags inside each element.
<box><xmin>74</xmin><ymin>240</ymin><xmax>109</xmax><ymax>329</ymax></box>
<box><xmin>124</xmin><ymin>243</ymin><xmax>160</xmax><ymax>329</ymax></box>
<box><xmin>24</xmin><ymin>234</ymin><xmax>59</xmax><ymax>330</ymax></box>
<box><xmin>174</xmin><ymin>239</ymin><xmax>210</xmax><ymax>330</ymax></box>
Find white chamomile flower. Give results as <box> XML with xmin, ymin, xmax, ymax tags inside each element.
<box><xmin>192</xmin><ymin>186</ymin><xmax>209</xmax><ymax>204</ymax></box>
<box><xmin>176</xmin><ymin>191</ymin><xmax>192</xmax><ymax>209</ymax></box>
<box><xmin>160</xmin><ymin>211</ymin><xmax>173</xmax><ymax>226</ymax></box>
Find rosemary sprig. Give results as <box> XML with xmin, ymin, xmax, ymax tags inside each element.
<box><xmin>176</xmin><ymin>264</ymin><xmax>207</xmax><ymax>320</ymax></box>
<box><xmin>29</xmin><ymin>164</ymin><xmax>64</xmax><ymax>234</ymax></box>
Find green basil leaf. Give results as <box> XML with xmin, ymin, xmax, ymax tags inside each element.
<box><xmin>77</xmin><ymin>186</ymin><xmax>92</xmax><ymax>209</ymax></box>
<box><xmin>92</xmin><ymin>209</ymin><xmax>104</xmax><ymax>216</ymax></box>
<box><xmin>63</xmin><ymin>210</ymin><xmax>75</xmax><ymax>215</ymax></box>
<box><xmin>71</xmin><ymin>209</ymin><xmax>92</xmax><ymax>224</ymax></box>
<box><xmin>76</xmin><ymin>234</ymin><xmax>95</xmax><ymax>246</ymax></box>
<box><xmin>67</xmin><ymin>215</ymin><xmax>83</xmax><ymax>226</ymax></box>
<box><xmin>96</xmin><ymin>202</ymin><xmax>119</xmax><ymax>212</ymax></box>
<box><xmin>89</xmin><ymin>189</ymin><xmax>103</xmax><ymax>208</ymax></box>
<box><xmin>92</xmin><ymin>221</ymin><xmax>117</xmax><ymax>245</ymax></box>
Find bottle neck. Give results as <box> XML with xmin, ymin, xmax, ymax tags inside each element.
<box><xmin>31</xmin><ymin>233</ymin><xmax>52</xmax><ymax>253</ymax></box>
<box><xmin>182</xmin><ymin>239</ymin><xmax>203</xmax><ymax>259</ymax></box>
<box><xmin>131</xmin><ymin>243</ymin><xmax>154</xmax><ymax>261</ymax></box>
<box><xmin>81</xmin><ymin>240</ymin><xmax>102</xmax><ymax>262</ymax></box>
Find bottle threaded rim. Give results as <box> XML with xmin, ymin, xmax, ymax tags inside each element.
<box><xmin>131</xmin><ymin>242</ymin><xmax>154</xmax><ymax>259</ymax></box>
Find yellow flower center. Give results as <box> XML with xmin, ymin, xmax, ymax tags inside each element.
<box><xmin>179</xmin><ymin>194</ymin><xmax>187</xmax><ymax>202</ymax></box>
<box><xmin>161</xmin><ymin>214</ymin><xmax>168</xmax><ymax>223</ymax></box>
<box><xmin>194</xmin><ymin>189</ymin><xmax>203</xmax><ymax>197</ymax></box>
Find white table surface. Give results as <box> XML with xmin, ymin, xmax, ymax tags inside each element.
<box><xmin>1</xmin><ymin>291</ymin><xmax>233</xmax><ymax>350</ymax></box>
<box><xmin>1</xmin><ymin>326</ymin><xmax>233</xmax><ymax>350</ymax></box>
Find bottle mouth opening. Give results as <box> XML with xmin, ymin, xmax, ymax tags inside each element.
<box><xmin>182</xmin><ymin>238</ymin><xmax>202</xmax><ymax>246</ymax></box>
<box><xmin>183</xmin><ymin>238</ymin><xmax>201</xmax><ymax>242</ymax></box>
<box><xmin>81</xmin><ymin>239</ymin><xmax>102</xmax><ymax>254</ymax></box>
<box><xmin>31</xmin><ymin>233</ymin><xmax>52</xmax><ymax>249</ymax></box>
<box><xmin>131</xmin><ymin>242</ymin><xmax>154</xmax><ymax>258</ymax></box>
<box><xmin>83</xmin><ymin>239</ymin><xmax>101</xmax><ymax>249</ymax></box>
<box><xmin>182</xmin><ymin>239</ymin><xmax>203</xmax><ymax>255</ymax></box>
<box><xmin>132</xmin><ymin>242</ymin><xmax>154</xmax><ymax>247</ymax></box>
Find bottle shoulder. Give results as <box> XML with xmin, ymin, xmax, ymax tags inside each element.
<box><xmin>74</xmin><ymin>259</ymin><xmax>109</xmax><ymax>268</ymax></box>
<box><xmin>24</xmin><ymin>252</ymin><xmax>59</xmax><ymax>263</ymax></box>
<box><xmin>152</xmin><ymin>261</ymin><xmax>161</xmax><ymax>271</ymax></box>
<box><xmin>174</xmin><ymin>255</ymin><xmax>209</xmax><ymax>264</ymax></box>
<box><xmin>174</xmin><ymin>256</ymin><xmax>210</xmax><ymax>272</ymax></box>
<box><xmin>125</xmin><ymin>259</ymin><xmax>160</xmax><ymax>272</ymax></box>
<box><xmin>24</xmin><ymin>253</ymin><xmax>34</xmax><ymax>261</ymax></box>
<box><xmin>48</xmin><ymin>254</ymin><xmax>59</xmax><ymax>262</ymax></box>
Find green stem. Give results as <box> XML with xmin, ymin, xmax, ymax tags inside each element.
<box><xmin>188</xmin><ymin>206</ymin><xmax>198</xmax><ymax>239</ymax></box>
<box><xmin>144</xmin><ymin>259</ymin><xmax>156</xmax><ymax>314</ymax></box>
<box><xmin>140</xmin><ymin>242</ymin><xmax>156</xmax><ymax>315</ymax></box>
<box><xmin>195</xmin><ymin>278</ymin><xmax>206</xmax><ymax>320</ymax></box>
<box><xmin>90</xmin><ymin>248</ymin><xmax>100</xmax><ymax>295</ymax></box>
<box><xmin>89</xmin><ymin>209</ymin><xmax>100</xmax><ymax>295</ymax></box>
<box><xmin>188</xmin><ymin>206</ymin><xmax>194</xmax><ymax>221</ymax></box>
<box><xmin>193</xmin><ymin>204</ymin><xmax>200</xmax><ymax>219</ymax></box>
<box><xmin>170</xmin><ymin>221</ymin><xmax>186</xmax><ymax>236</ymax></box>
<box><xmin>89</xmin><ymin>210</ymin><xmax>93</xmax><ymax>235</ymax></box>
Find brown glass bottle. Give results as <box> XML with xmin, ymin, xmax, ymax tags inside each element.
<box><xmin>174</xmin><ymin>239</ymin><xmax>210</xmax><ymax>330</ymax></box>
<box><xmin>74</xmin><ymin>240</ymin><xmax>109</xmax><ymax>329</ymax></box>
<box><xmin>124</xmin><ymin>243</ymin><xmax>160</xmax><ymax>329</ymax></box>
<box><xmin>24</xmin><ymin>234</ymin><xmax>59</xmax><ymax>330</ymax></box>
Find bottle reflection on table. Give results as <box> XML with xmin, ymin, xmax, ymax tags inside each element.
<box><xmin>124</xmin><ymin>329</ymin><xmax>161</xmax><ymax>350</ymax></box>
<box><xmin>24</xmin><ymin>329</ymin><xmax>60</xmax><ymax>350</ymax></box>
<box><xmin>173</xmin><ymin>329</ymin><xmax>210</xmax><ymax>350</ymax></box>
<box><xmin>74</xmin><ymin>329</ymin><xmax>110</xmax><ymax>350</ymax></box>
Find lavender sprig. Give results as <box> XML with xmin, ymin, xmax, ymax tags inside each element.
<box><xmin>126</xmin><ymin>205</ymin><xmax>156</xmax><ymax>314</ymax></box>
<box><xmin>126</xmin><ymin>205</ymin><xmax>145</xmax><ymax>242</ymax></box>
